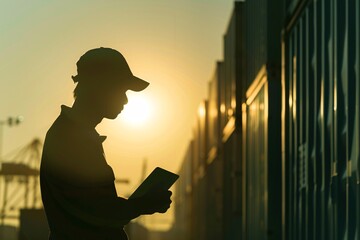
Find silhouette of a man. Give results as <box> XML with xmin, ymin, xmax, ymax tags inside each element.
<box><xmin>40</xmin><ymin>47</ymin><xmax>172</xmax><ymax>240</ymax></box>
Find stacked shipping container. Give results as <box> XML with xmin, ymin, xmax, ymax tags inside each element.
<box><xmin>282</xmin><ymin>0</ymin><xmax>360</xmax><ymax>239</ymax></box>
<box><xmin>172</xmin><ymin>0</ymin><xmax>359</xmax><ymax>239</ymax></box>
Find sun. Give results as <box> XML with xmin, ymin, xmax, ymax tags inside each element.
<box><xmin>120</xmin><ymin>93</ymin><xmax>151</xmax><ymax>125</ymax></box>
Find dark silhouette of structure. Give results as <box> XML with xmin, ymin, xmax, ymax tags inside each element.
<box><xmin>40</xmin><ymin>47</ymin><xmax>172</xmax><ymax>240</ymax></box>
<box><xmin>172</xmin><ymin>0</ymin><xmax>359</xmax><ymax>240</ymax></box>
<box><xmin>0</xmin><ymin>139</ymin><xmax>44</xmax><ymax>240</ymax></box>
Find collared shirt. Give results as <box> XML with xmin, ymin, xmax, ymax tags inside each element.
<box><xmin>40</xmin><ymin>105</ymin><xmax>139</xmax><ymax>240</ymax></box>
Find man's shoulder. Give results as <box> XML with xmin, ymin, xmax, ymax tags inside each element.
<box><xmin>45</xmin><ymin>109</ymin><xmax>92</xmax><ymax>153</ymax></box>
<box><xmin>42</xmin><ymin>110</ymin><xmax>92</xmax><ymax>168</ymax></box>
<box><xmin>46</xmin><ymin>113</ymin><xmax>76</xmax><ymax>140</ymax></box>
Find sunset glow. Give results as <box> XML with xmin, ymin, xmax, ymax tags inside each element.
<box><xmin>0</xmin><ymin>0</ymin><xmax>233</xmax><ymax>232</ymax></box>
<box><xmin>120</xmin><ymin>93</ymin><xmax>151</xmax><ymax>125</ymax></box>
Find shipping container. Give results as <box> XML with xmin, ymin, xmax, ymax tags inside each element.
<box><xmin>221</xmin><ymin>2</ymin><xmax>246</xmax><ymax>239</ymax></box>
<box><xmin>222</xmin><ymin>2</ymin><xmax>246</xmax><ymax>130</ymax></box>
<box><xmin>243</xmin><ymin>73</ymin><xmax>268</xmax><ymax>240</ymax></box>
<box><xmin>190</xmin><ymin>100</ymin><xmax>209</xmax><ymax>240</ymax></box>
<box><xmin>173</xmin><ymin>0</ymin><xmax>359</xmax><ymax>239</ymax></box>
<box><xmin>241</xmin><ymin>0</ymin><xmax>284</xmax><ymax>239</ymax></box>
<box><xmin>207</xmin><ymin>63</ymin><xmax>221</xmax><ymax>161</ymax></box>
<box><xmin>204</xmin><ymin>63</ymin><xmax>224</xmax><ymax>240</ymax></box>
<box><xmin>174</xmin><ymin>141</ymin><xmax>193</xmax><ymax>240</ymax></box>
<box><xmin>242</xmin><ymin>66</ymin><xmax>282</xmax><ymax>240</ymax></box>
<box><xmin>18</xmin><ymin>209</ymin><xmax>48</xmax><ymax>240</ymax></box>
<box><xmin>282</xmin><ymin>0</ymin><xmax>360</xmax><ymax>239</ymax></box>
<box><xmin>204</xmin><ymin>154</ymin><xmax>223</xmax><ymax>240</ymax></box>
<box><xmin>174</xmin><ymin>1</ymin><xmax>284</xmax><ymax>239</ymax></box>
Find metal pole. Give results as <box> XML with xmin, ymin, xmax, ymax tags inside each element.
<box><xmin>0</xmin><ymin>122</ymin><xmax>4</xmax><ymax>227</ymax></box>
<box><xmin>24</xmin><ymin>176</ymin><xmax>29</xmax><ymax>208</ymax></box>
<box><xmin>0</xmin><ymin>121</ymin><xmax>4</xmax><ymax>170</ymax></box>
<box><xmin>0</xmin><ymin>177</ymin><xmax>8</xmax><ymax>225</ymax></box>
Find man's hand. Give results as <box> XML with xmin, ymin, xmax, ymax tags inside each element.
<box><xmin>130</xmin><ymin>190</ymin><xmax>172</xmax><ymax>215</ymax></box>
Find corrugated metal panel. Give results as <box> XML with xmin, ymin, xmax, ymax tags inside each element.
<box><xmin>355</xmin><ymin>1</ymin><xmax>360</xmax><ymax>238</ymax></box>
<box><xmin>207</xmin><ymin>64</ymin><xmax>220</xmax><ymax>164</ymax></box>
<box><xmin>285</xmin><ymin>0</ymin><xmax>306</xmax><ymax>18</ymax></box>
<box><xmin>245</xmin><ymin>0</ymin><xmax>284</xmax><ymax>88</ymax></box>
<box><xmin>244</xmin><ymin>77</ymin><xmax>268</xmax><ymax>240</ymax></box>
<box><xmin>190</xmin><ymin>124</ymin><xmax>200</xmax><ymax>240</ymax></box>
<box><xmin>174</xmin><ymin>141</ymin><xmax>193</xmax><ymax>239</ymax></box>
<box><xmin>174</xmin><ymin>1</ymin><xmax>284</xmax><ymax>239</ymax></box>
<box><xmin>204</xmin><ymin>154</ymin><xmax>223</xmax><ymax>240</ymax></box>
<box><xmin>188</xmin><ymin>101</ymin><xmax>209</xmax><ymax>240</ymax></box>
<box><xmin>205</xmin><ymin>62</ymin><xmax>224</xmax><ymax>239</ymax></box>
<box><xmin>243</xmin><ymin>66</ymin><xmax>282</xmax><ymax>240</ymax></box>
<box><xmin>222</xmin><ymin>131</ymin><xmax>242</xmax><ymax>240</ymax></box>
<box><xmin>242</xmin><ymin>0</ymin><xmax>284</xmax><ymax>239</ymax></box>
<box><xmin>221</xmin><ymin>3</ymin><xmax>245</xmax><ymax>239</ymax></box>
<box><xmin>218</xmin><ymin>61</ymin><xmax>227</xmax><ymax>135</ymax></box>
<box><xmin>245</xmin><ymin>0</ymin><xmax>268</xmax><ymax>87</ymax></box>
<box><xmin>193</xmin><ymin>100</ymin><xmax>208</xmax><ymax>187</ymax></box>
<box><xmin>223</xmin><ymin>1</ymin><xmax>246</xmax><ymax>131</ymax></box>
<box><xmin>282</xmin><ymin>0</ymin><xmax>360</xmax><ymax>239</ymax></box>
<box><xmin>198</xmin><ymin>100</ymin><xmax>208</xmax><ymax>170</ymax></box>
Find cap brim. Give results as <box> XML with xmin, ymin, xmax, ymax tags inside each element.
<box><xmin>127</xmin><ymin>76</ymin><xmax>150</xmax><ymax>92</ymax></box>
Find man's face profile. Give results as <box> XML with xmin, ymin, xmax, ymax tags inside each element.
<box><xmin>88</xmin><ymin>76</ymin><xmax>129</xmax><ymax>120</ymax></box>
<box><xmin>101</xmin><ymin>82</ymin><xmax>129</xmax><ymax>119</ymax></box>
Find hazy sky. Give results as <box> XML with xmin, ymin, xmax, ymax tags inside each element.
<box><xmin>0</xmin><ymin>0</ymin><xmax>234</xmax><ymax>226</ymax></box>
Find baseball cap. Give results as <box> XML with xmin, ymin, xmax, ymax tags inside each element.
<box><xmin>72</xmin><ymin>47</ymin><xmax>149</xmax><ymax>91</ymax></box>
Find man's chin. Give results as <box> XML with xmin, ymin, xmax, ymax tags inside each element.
<box><xmin>105</xmin><ymin>112</ymin><xmax>121</xmax><ymax>120</ymax></box>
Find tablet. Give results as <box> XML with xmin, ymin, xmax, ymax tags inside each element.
<box><xmin>129</xmin><ymin>167</ymin><xmax>179</xmax><ymax>199</ymax></box>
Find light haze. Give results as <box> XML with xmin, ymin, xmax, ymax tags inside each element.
<box><xmin>0</xmin><ymin>1</ymin><xmax>233</xmax><ymax>227</ymax></box>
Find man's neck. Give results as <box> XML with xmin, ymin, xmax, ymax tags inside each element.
<box><xmin>71</xmin><ymin>98</ymin><xmax>103</xmax><ymax>129</ymax></box>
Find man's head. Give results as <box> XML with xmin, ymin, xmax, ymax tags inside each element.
<box><xmin>72</xmin><ymin>47</ymin><xmax>149</xmax><ymax>97</ymax></box>
<box><xmin>72</xmin><ymin>47</ymin><xmax>149</xmax><ymax>119</ymax></box>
